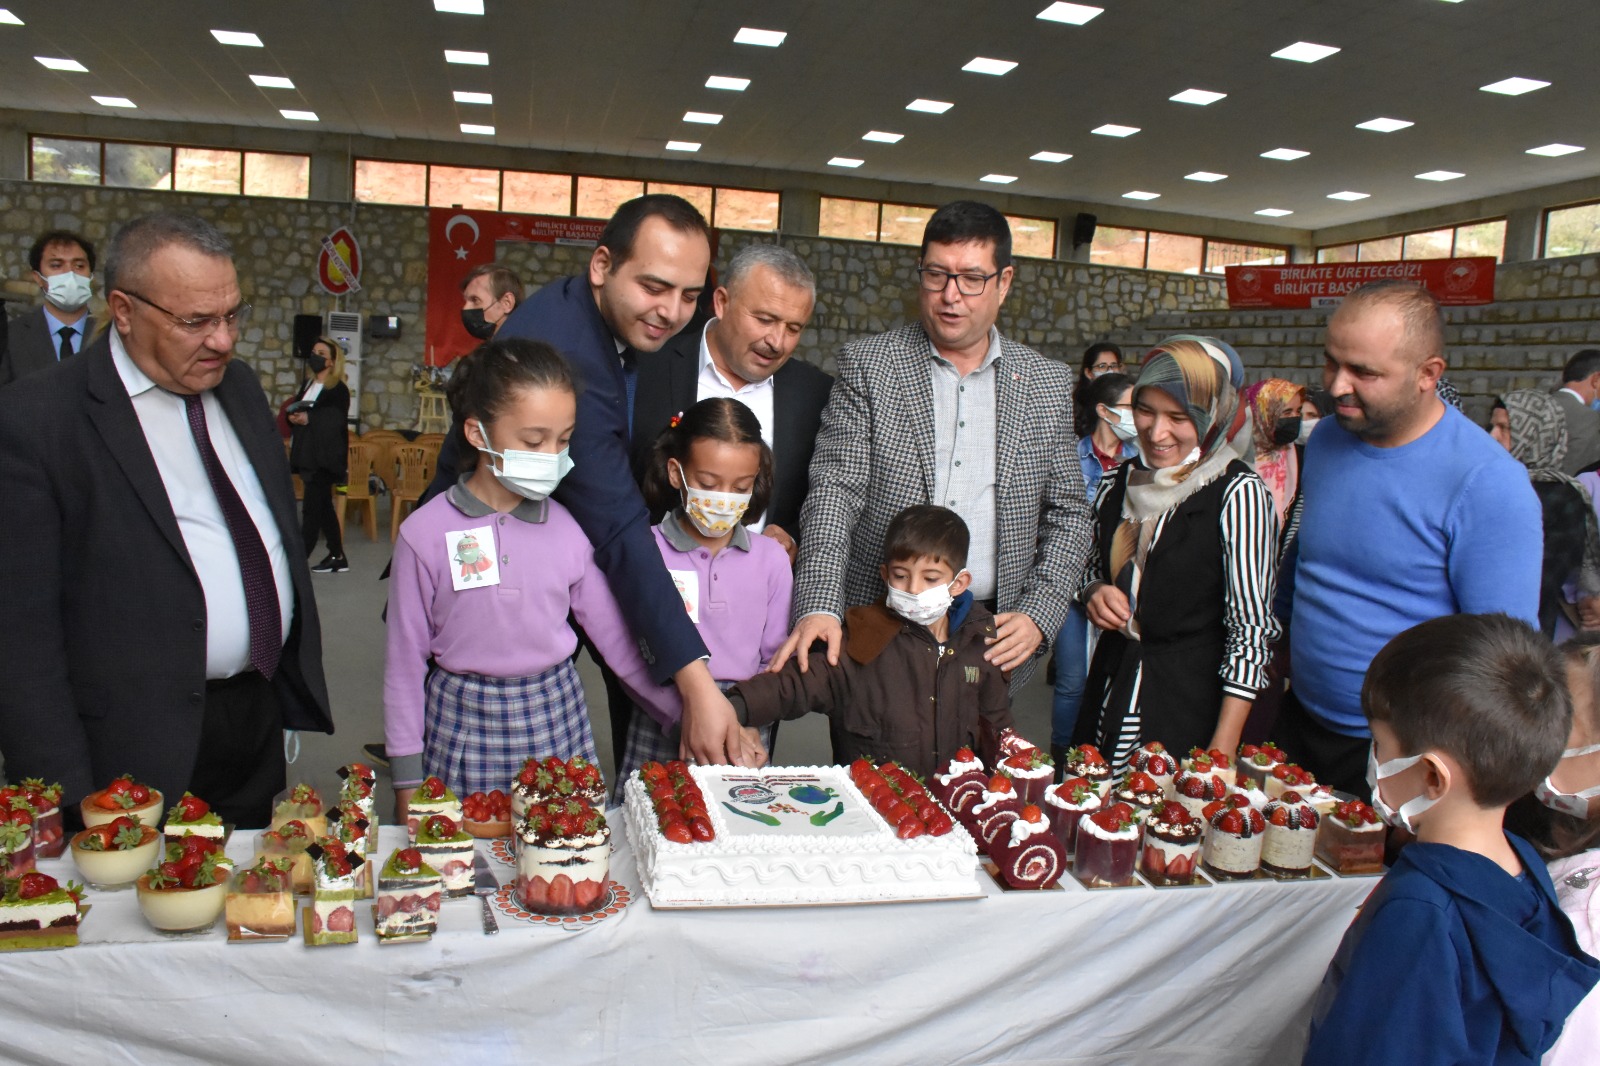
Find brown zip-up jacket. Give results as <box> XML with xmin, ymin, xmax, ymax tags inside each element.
<box><xmin>728</xmin><ymin>599</ymin><xmax>1014</xmax><ymax>778</ymax></box>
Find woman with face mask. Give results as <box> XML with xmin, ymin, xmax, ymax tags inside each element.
<box><xmin>287</xmin><ymin>338</ymin><xmax>352</xmax><ymax>574</ymax></box>
<box><xmin>1241</xmin><ymin>378</ymin><xmax>1308</xmax><ymax>537</ymax></box>
<box><xmin>382</xmin><ymin>338</ymin><xmax>681</xmax><ymax>819</ymax></box>
<box><xmin>613</xmin><ymin>397</ymin><xmax>790</xmax><ymax>793</ymax></box>
<box><xmin>1071</xmin><ymin>341</ymin><xmax>1124</xmax><ymax>438</ymax></box>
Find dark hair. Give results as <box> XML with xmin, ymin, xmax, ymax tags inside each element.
<box><xmin>29</xmin><ymin>230</ymin><xmax>96</xmax><ymax>273</ymax></box>
<box><xmin>642</xmin><ymin>398</ymin><xmax>773</xmax><ymax>524</ymax></box>
<box><xmin>1336</xmin><ymin>280</ymin><xmax>1445</xmax><ymax>365</ymax></box>
<box><xmin>1563</xmin><ymin>349</ymin><xmax>1600</xmax><ymax>384</ymax></box>
<box><xmin>1073</xmin><ymin>342</ymin><xmax>1125</xmax><ymax>436</ymax></box>
<box><xmin>1505</xmin><ymin>633</ymin><xmax>1600</xmax><ymax>859</ymax></box>
<box><xmin>882</xmin><ymin>505</ymin><xmax>970</xmax><ymax>572</ymax></box>
<box><xmin>1083</xmin><ymin>373</ymin><xmax>1135</xmax><ymax>432</ymax></box>
<box><xmin>1363</xmin><ymin>613</ymin><xmax>1570</xmax><ymax>807</ymax></box>
<box><xmin>597</xmin><ymin>194</ymin><xmax>710</xmax><ymax>271</ymax></box>
<box><xmin>461</xmin><ymin>262</ymin><xmax>525</xmax><ymax>308</ymax></box>
<box><xmin>104</xmin><ymin>213</ymin><xmax>231</xmax><ymax>294</ymax></box>
<box><xmin>445</xmin><ymin>337</ymin><xmax>578</xmax><ymax>467</ymax></box>
<box><xmin>1304</xmin><ymin>388</ymin><xmax>1336</xmax><ymax>417</ymax></box>
<box><xmin>920</xmin><ymin>201</ymin><xmax>1012</xmax><ymax>272</ymax></box>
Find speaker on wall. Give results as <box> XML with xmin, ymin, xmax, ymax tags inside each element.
<box><xmin>292</xmin><ymin>314</ymin><xmax>323</xmax><ymax>358</ymax></box>
<box><xmin>1072</xmin><ymin>212</ymin><xmax>1098</xmax><ymax>248</ymax></box>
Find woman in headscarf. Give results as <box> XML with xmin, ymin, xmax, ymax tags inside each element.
<box><xmin>1242</xmin><ymin>378</ymin><xmax>1308</xmax><ymax>529</ymax></box>
<box><xmin>1076</xmin><ymin>336</ymin><xmax>1282</xmax><ymax>769</ymax></box>
<box><xmin>1494</xmin><ymin>389</ymin><xmax>1600</xmax><ymax>636</ymax></box>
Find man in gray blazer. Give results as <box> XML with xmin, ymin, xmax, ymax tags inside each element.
<box><xmin>1555</xmin><ymin>349</ymin><xmax>1600</xmax><ymax>475</ymax></box>
<box><xmin>1</xmin><ymin>229</ymin><xmax>97</xmax><ymax>387</ymax></box>
<box><xmin>774</xmin><ymin>201</ymin><xmax>1092</xmax><ymax>689</ymax></box>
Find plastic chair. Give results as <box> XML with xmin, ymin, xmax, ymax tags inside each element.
<box><xmin>359</xmin><ymin>429</ymin><xmax>406</xmax><ymax>493</ymax></box>
<box><xmin>391</xmin><ymin>444</ymin><xmax>432</xmax><ymax>540</ymax></box>
<box><xmin>342</xmin><ymin>440</ymin><xmax>380</xmax><ymax>541</ymax></box>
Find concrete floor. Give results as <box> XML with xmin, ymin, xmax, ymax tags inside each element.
<box><xmin>290</xmin><ymin>499</ymin><xmax>1058</xmax><ymax>803</ymax></box>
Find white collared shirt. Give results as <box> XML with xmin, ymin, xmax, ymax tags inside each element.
<box><xmin>111</xmin><ymin>329</ymin><xmax>293</xmax><ymax>679</ymax></box>
<box><xmin>41</xmin><ymin>303</ymin><xmax>85</xmax><ymax>359</ymax></box>
<box><xmin>696</xmin><ymin>319</ymin><xmax>775</xmax><ymax>531</ymax></box>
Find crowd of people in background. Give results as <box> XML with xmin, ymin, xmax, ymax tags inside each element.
<box><xmin>6</xmin><ymin>197</ymin><xmax>1600</xmax><ymax>1060</ymax></box>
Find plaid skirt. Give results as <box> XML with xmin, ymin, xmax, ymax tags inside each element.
<box><xmin>423</xmin><ymin>661</ymin><xmax>598</xmax><ymax>799</ymax></box>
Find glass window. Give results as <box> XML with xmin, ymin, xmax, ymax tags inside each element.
<box><xmin>1090</xmin><ymin>226</ymin><xmax>1147</xmax><ymax>269</ymax></box>
<box><xmin>1544</xmin><ymin>204</ymin><xmax>1600</xmax><ymax>258</ymax></box>
<box><xmin>577</xmin><ymin>176</ymin><xmax>644</xmax><ymax>219</ymax></box>
<box><xmin>879</xmin><ymin>203</ymin><xmax>935</xmax><ymax>247</ymax></box>
<box><xmin>1358</xmin><ymin>236</ymin><xmax>1403</xmax><ymax>262</ymax></box>
<box><xmin>819</xmin><ymin>197</ymin><xmax>880</xmax><ymax>242</ymax></box>
<box><xmin>30</xmin><ymin>136</ymin><xmax>101</xmax><ymax>184</ymax></box>
<box><xmin>1145</xmin><ymin>231</ymin><xmax>1204</xmax><ymax>273</ymax></box>
<box><xmin>243</xmin><ymin>152</ymin><xmax>310</xmax><ymax>199</ymax></box>
<box><xmin>1453</xmin><ymin>219</ymin><xmax>1505</xmax><ymax>261</ymax></box>
<box><xmin>713</xmin><ymin>188</ymin><xmax>780</xmax><ymax>232</ymax></box>
<box><xmin>175</xmin><ymin>147</ymin><xmax>241</xmax><ymax>195</ymax></box>
<box><xmin>1317</xmin><ymin>244</ymin><xmax>1359</xmax><ymax>263</ymax></box>
<box><xmin>429</xmin><ymin>165</ymin><xmax>500</xmax><ymax>210</ymax></box>
<box><xmin>1205</xmin><ymin>241</ymin><xmax>1287</xmax><ymax>273</ymax></box>
<box><xmin>647</xmin><ymin>182</ymin><xmax>714</xmax><ymax>219</ymax></box>
<box><xmin>1402</xmin><ymin>228</ymin><xmax>1452</xmax><ymax>260</ymax></box>
<box><xmin>501</xmin><ymin>171</ymin><xmax>572</xmax><ymax>215</ymax></box>
<box><xmin>1008</xmin><ymin>216</ymin><xmax>1056</xmax><ymax>259</ymax></box>
<box><xmin>104</xmin><ymin>143</ymin><xmax>172</xmax><ymax>190</ymax></box>
<box><xmin>354</xmin><ymin>159</ymin><xmax>426</xmax><ymax>205</ymax></box>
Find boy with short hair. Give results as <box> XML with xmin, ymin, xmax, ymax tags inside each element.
<box><xmin>728</xmin><ymin>505</ymin><xmax>1012</xmax><ymax>777</ymax></box>
<box><xmin>1305</xmin><ymin>613</ymin><xmax>1600</xmax><ymax>1066</ymax></box>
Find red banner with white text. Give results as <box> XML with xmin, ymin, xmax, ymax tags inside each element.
<box><xmin>1224</xmin><ymin>257</ymin><xmax>1496</xmax><ymax>309</ymax></box>
<box><xmin>425</xmin><ymin>209</ymin><xmax>606</xmax><ymax>366</ymax></box>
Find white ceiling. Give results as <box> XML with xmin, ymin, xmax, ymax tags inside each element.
<box><xmin>3</xmin><ymin>0</ymin><xmax>1599</xmax><ymax>231</ymax></box>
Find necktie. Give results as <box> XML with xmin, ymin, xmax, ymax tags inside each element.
<box><xmin>57</xmin><ymin>326</ymin><xmax>75</xmax><ymax>362</ymax></box>
<box><xmin>620</xmin><ymin>350</ymin><xmax>639</xmax><ymax>442</ymax></box>
<box><xmin>181</xmin><ymin>393</ymin><xmax>282</xmax><ymax>679</ymax></box>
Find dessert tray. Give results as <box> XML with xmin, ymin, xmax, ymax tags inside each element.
<box><xmin>489</xmin><ymin>879</ymin><xmax>631</xmax><ymax>930</ymax></box>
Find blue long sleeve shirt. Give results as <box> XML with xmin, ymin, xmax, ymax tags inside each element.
<box><xmin>1289</xmin><ymin>407</ymin><xmax>1542</xmax><ymax>736</ymax></box>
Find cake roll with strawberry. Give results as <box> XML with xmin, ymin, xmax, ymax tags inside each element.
<box><xmin>998</xmin><ymin>748</ymin><xmax>1054</xmax><ymax>805</ymax></box>
<box><xmin>1140</xmin><ymin>800</ymin><xmax>1204</xmax><ymax>886</ymax></box>
<box><xmin>990</xmin><ymin>805</ymin><xmax>1066</xmax><ymax>889</ymax></box>
<box><xmin>1062</xmin><ymin>745</ymin><xmax>1113</xmax><ymax>798</ymax></box>
<box><xmin>1130</xmin><ymin>742</ymin><xmax>1180</xmax><ymax>797</ymax></box>
<box><xmin>1202</xmin><ymin>801</ymin><xmax>1267</xmax><ymax>880</ymax></box>
<box><xmin>1074</xmin><ymin>802</ymin><xmax>1140</xmax><ymax>887</ymax></box>
<box><xmin>1261</xmin><ymin>791</ymin><xmax>1320</xmax><ymax>878</ymax></box>
<box><xmin>1183</xmin><ymin>747</ymin><xmax>1236</xmax><ymax>788</ymax></box>
<box><xmin>1042</xmin><ymin>777</ymin><xmax>1101</xmax><ymax>855</ymax></box>
<box><xmin>928</xmin><ymin>747</ymin><xmax>986</xmax><ymax>809</ymax></box>
<box><xmin>964</xmin><ymin>774</ymin><xmax>1023</xmax><ymax>853</ymax></box>
<box><xmin>1171</xmin><ymin>769</ymin><xmax>1230</xmax><ymax>821</ymax></box>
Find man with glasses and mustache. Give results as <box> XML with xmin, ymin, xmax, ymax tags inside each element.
<box><xmin>772</xmin><ymin>201</ymin><xmax>1092</xmax><ymax>705</ymax></box>
<box><xmin>0</xmin><ymin>212</ymin><xmax>333</xmax><ymax>828</ymax></box>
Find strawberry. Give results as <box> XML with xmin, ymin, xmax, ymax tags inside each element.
<box><xmin>1089</xmin><ymin>803</ymin><xmax>1134</xmax><ymax>833</ymax></box>
<box><xmin>1054</xmin><ymin>777</ymin><xmax>1096</xmax><ymax>805</ymax></box>
<box><xmin>688</xmin><ymin>816</ymin><xmax>714</xmax><ymax>842</ymax></box>
<box><xmin>16</xmin><ymin>871</ymin><xmax>57</xmax><ymax>899</ymax></box>
<box><xmin>925</xmin><ymin>810</ymin><xmax>954</xmax><ymax>836</ymax></box>
<box><xmin>1125</xmin><ymin>772</ymin><xmax>1158</xmax><ymax>793</ymax></box>
<box><xmin>639</xmin><ymin>761</ymin><xmax>667</xmax><ymax>781</ymax></box>
<box><xmin>7</xmin><ymin>807</ymin><xmax>32</xmax><ymax>827</ymax></box>
<box><xmin>665</xmin><ymin>760</ymin><xmax>689</xmax><ymax>777</ymax></box>
<box><xmin>77</xmin><ymin>825</ymin><xmax>115</xmax><ymax>852</ymax></box>
<box><xmin>985</xmin><ymin>773</ymin><xmax>1013</xmax><ymax>794</ymax></box>
<box><xmin>895</xmin><ymin>817</ymin><xmax>926</xmax><ymax>839</ymax></box>
<box><xmin>128</xmin><ymin>783</ymin><xmax>151</xmax><ymax>805</ymax></box>
<box><xmin>1217</xmin><ymin>809</ymin><xmax>1245</xmax><ymax>835</ymax></box>
<box><xmin>1269</xmin><ymin>806</ymin><xmax>1290</xmax><ymax>827</ymax></box>
<box><xmin>518</xmin><ymin>764</ymin><xmax>539</xmax><ymax>788</ymax></box>
<box><xmin>1005</xmin><ymin>748</ymin><xmax>1052</xmax><ymax>771</ymax></box>
<box><xmin>661</xmin><ymin>821</ymin><xmax>692</xmax><ymax>844</ymax></box>
<box><xmin>952</xmin><ymin>746</ymin><xmax>976</xmax><ymax>764</ymax></box>
<box><xmin>424</xmin><ymin>815</ymin><xmax>457</xmax><ymax>840</ymax></box>
<box><xmin>174</xmin><ymin>792</ymin><xmax>210</xmax><ymax>822</ymax></box>
<box><xmin>150</xmin><ymin>860</ymin><xmax>184</xmax><ymax>889</ymax></box>
<box><xmin>1206</xmin><ymin>749</ymin><xmax>1233</xmax><ymax>768</ymax></box>
<box><xmin>1144</xmin><ymin>753</ymin><xmax>1176</xmax><ymax>776</ymax></box>
<box><xmin>1187</xmin><ymin>748</ymin><xmax>1215</xmax><ymax>772</ymax></box>
<box><xmin>1156</xmin><ymin>800</ymin><xmax>1189</xmax><ymax>825</ymax></box>
<box><xmin>1019</xmin><ymin>804</ymin><xmax>1045</xmax><ymax>823</ymax></box>
<box><xmin>418</xmin><ymin>777</ymin><xmax>446</xmax><ymax>801</ymax></box>
<box><xmin>1201</xmin><ymin>799</ymin><xmax>1227</xmax><ymax>822</ymax></box>
<box><xmin>1068</xmin><ymin>745</ymin><xmax>1107</xmax><ymax>767</ymax></box>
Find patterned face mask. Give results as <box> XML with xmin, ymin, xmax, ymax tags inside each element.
<box><xmin>672</xmin><ymin>460</ymin><xmax>751</xmax><ymax>537</ymax></box>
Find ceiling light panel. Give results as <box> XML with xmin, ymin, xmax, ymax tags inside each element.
<box><xmin>1355</xmin><ymin>117</ymin><xmax>1413</xmax><ymax>132</ymax></box>
<box><xmin>1092</xmin><ymin>123</ymin><xmax>1139</xmax><ymax>137</ymax></box>
<box><xmin>1415</xmin><ymin>170</ymin><xmax>1464</xmax><ymax>181</ymax></box>
<box><xmin>734</xmin><ymin>27</ymin><xmax>786</xmax><ymax>47</ymax></box>
<box><xmin>251</xmin><ymin>75</ymin><xmax>295</xmax><ymax>89</ymax></box>
<box><xmin>444</xmin><ymin>50</ymin><xmax>489</xmax><ymax>65</ymax></box>
<box><xmin>433</xmin><ymin>0</ymin><xmax>484</xmax><ymax>12</ymax></box>
<box><xmin>666</xmin><ymin>140</ymin><xmax>701</xmax><ymax>151</ymax></box>
<box><xmin>1123</xmin><ymin>190</ymin><xmax>1160</xmax><ymax>200</ymax></box>
<box><xmin>1170</xmin><ymin>88</ymin><xmax>1226</xmax><ymax>105</ymax></box>
<box><xmin>963</xmin><ymin>57</ymin><xmax>1018</xmax><ymax>76</ymax></box>
<box><xmin>92</xmin><ymin>96</ymin><xmax>135</xmax><ymax>108</ymax></box>
<box><xmin>980</xmin><ymin>173</ymin><xmax>1017</xmax><ymax>184</ymax></box>
<box><xmin>281</xmin><ymin>109</ymin><xmax>319</xmax><ymax>121</ymax></box>
<box><xmin>1036</xmin><ymin>3</ymin><xmax>1103</xmax><ymax>25</ymax></box>
<box><xmin>705</xmin><ymin>76</ymin><xmax>749</xmax><ymax>91</ymax></box>
<box><xmin>1185</xmin><ymin>171</ymin><xmax>1227</xmax><ymax>182</ymax></box>
<box><xmin>1272</xmin><ymin>41</ymin><xmax>1339</xmax><ymax>63</ymax></box>
<box><xmin>1327</xmin><ymin>190</ymin><xmax>1370</xmax><ymax>201</ymax></box>
<box><xmin>0</xmin><ymin>9</ymin><xmax>25</xmax><ymax>24</ymax></box>
<box><xmin>35</xmin><ymin>56</ymin><xmax>87</xmax><ymax>71</ymax></box>
<box><xmin>1255</xmin><ymin>208</ymin><xmax>1294</xmax><ymax>217</ymax></box>
<box><xmin>1481</xmin><ymin>77</ymin><xmax>1549</xmax><ymax>96</ymax></box>
<box><xmin>683</xmin><ymin>111</ymin><xmax>723</xmax><ymax>124</ymax></box>
<box><xmin>211</xmin><ymin>30</ymin><xmax>263</xmax><ymax>47</ymax></box>
<box><xmin>1527</xmin><ymin>143</ymin><xmax>1584</xmax><ymax>157</ymax></box>
<box><xmin>862</xmin><ymin>131</ymin><xmax>903</xmax><ymax>143</ymax></box>
<box><xmin>906</xmin><ymin>98</ymin><xmax>953</xmax><ymax>113</ymax></box>
<box><xmin>1260</xmin><ymin>147</ymin><xmax>1309</xmax><ymax>160</ymax></box>
<box><xmin>1030</xmin><ymin>151</ymin><xmax>1072</xmax><ymax>162</ymax></box>
<box><xmin>453</xmin><ymin>91</ymin><xmax>492</xmax><ymax>104</ymax></box>
<box><xmin>828</xmin><ymin>157</ymin><xmax>865</xmax><ymax>168</ymax></box>
<box><xmin>459</xmin><ymin>123</ymin><xmax>494</xmax><ymax>134</ymax></box>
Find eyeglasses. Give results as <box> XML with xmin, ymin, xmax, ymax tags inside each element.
<box><xmin>121</xmin><ymin>290</ymin><xmax>252</xmax><ymax>335</ymax></box>
<box><xmin>916</xmin><ymin>267</ymin><xmax>1001</xmax><ymax>296</ymax></box>
<box><xmin>1090</xmin><ymin>361</ymin><xmax>1122</xmax><ymax>373</ymax></box>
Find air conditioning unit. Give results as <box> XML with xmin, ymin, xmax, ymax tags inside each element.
<box><xmin>326</xmin><ymin>311</ymin><xmax>363</xmax><ymax>427</ymax></box>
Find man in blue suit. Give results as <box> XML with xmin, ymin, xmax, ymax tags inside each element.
<box><xmin>424</xmin><ymin>195</ymin><xmax>760</xmax><ymax>766</ymax></box>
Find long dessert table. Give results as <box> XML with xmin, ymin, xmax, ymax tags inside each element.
<box><xmin>1</xmin><ymin>823</ymin><xmax>1372</xmax><ymax>1065</ymax></box>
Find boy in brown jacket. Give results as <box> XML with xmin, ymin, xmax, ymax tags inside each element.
<box><xmin>728</xmin><ymin>505</ymin><xmax>1013</xmax><ymax>777</ymax></box>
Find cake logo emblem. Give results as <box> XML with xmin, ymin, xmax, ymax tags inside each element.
<box><xmin>728</xmin><ymin>784</ymin><xmax>778</xmax><ymax>805</ymax></box>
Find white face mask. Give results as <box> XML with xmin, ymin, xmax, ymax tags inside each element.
<box><xmin>1297</xmin><ymin>416</ymin><xmax>1319</xmax><ymax>445</ymax></box>
<box><xmin>1534</xmin><ymin>741</ymin><xmax>1600</xmax><ymax>818</ymax></box>
<box><xmin>1100</xmin><ymin>405</ymin><xmax>1138</xmax><ymax>443</ymax></box>
<box><xmin>476</xmin><ymin>421</ymin><xmax>573</xmax><ymax>502</ymax></box>
<box><xmin>1367</xmin><ymin>745</ymin><xmax>1439</xmax><ymax>834</ymax></box>
<box><xmin>886</xmin><ymin>574</ymin><xmax>966</xmax><ymax>627</ymax></box>
<box><xmin>671</xmin><ymin>461</ymin><xmax>752</xmax><ymax>537</ymax></box>
<box><xmin>42</xmin><ymin>271</ymin><xmax>91</xmax><ymax>312</ymax></box>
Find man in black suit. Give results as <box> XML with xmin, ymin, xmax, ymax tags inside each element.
<box><xmin>629</xmin><ymin>243</ymin><xmax>832</xmax><ymax>561</ymax></box>
<box><xmin>0</xmin><ymin>213</ymin><xmax>333</xmax><ymax>827</ymax></box>
<box><xmin>1554</xmin><ymin>348</ymin><xmax>1600</xmax><ymax>475</ymax></box>
<box><xmin>1</xmin><ymin>229</ymin><xmax>97</xmax><ymax>386</ymax></box>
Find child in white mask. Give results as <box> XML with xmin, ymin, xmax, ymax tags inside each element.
<box><xmin>1306</xmin><ymin>614</ymin><xmax>1597</xmax><ymax>1066</ymax></box>
<box><xmin>612</xmin><ymin>397</ymin><xmax>791</xmax><ymax>792</ymax></box>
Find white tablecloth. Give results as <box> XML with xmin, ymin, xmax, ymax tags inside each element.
<box><xmin>1</xmin><ymin>825</ymin><xmax>1372</xmax><ymax>1065</ymax></box>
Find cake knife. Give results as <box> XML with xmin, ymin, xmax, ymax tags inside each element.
<box><xmin>472</xmin><ymin>852</ymin><xmax>499</xmax><ymax>935</ymax></box>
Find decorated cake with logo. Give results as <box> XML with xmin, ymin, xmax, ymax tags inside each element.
<box><xmin>625</xmin><ymin>763</ymin><xmax>979</xmax><ymax>907</ymax></box>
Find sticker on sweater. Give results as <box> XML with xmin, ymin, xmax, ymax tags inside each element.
<box><xmin>448</xmin><ymin>525</ymin><xmax>500</xmax><ymax>590</ymax></box>
<box><xmin>669</xmin><ymin>569</ymin><xmax>700</xmax><ymax>623</ymax></box>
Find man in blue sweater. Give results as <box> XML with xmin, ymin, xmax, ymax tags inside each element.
<box><xmin>1278</xmin><ymin>280</ymin><xmax>1542</xmax><ymax>796</ymax></box>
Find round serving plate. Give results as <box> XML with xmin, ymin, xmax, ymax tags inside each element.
<box><xmin>490</xmin><ymin>880</ymin><xmax>630</xmax><ymax>929</ymax></box>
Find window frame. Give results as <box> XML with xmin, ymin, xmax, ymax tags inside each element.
<box><xmin>28</xmin><ymin>134</ymin><xmax>309</xmax><ymax>198</ymax></box>
<box><xmin>1090</xmin><ymin>223</ymin><xmax>1291</xmax><ymax>274</ymax></box>
<box><xmin>1540</xmin><ymin>199</ymin><xmax>1600</xmax><ymax>259</ymax></box>
<box><xmin>1316</xmin><ymin>217</ymin><xmax>1507</xmax><ymax>264</ymax></box>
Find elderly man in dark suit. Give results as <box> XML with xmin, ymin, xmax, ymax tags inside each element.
<box><xmin>0</xmin><ymin>212</ymin><xmax>333</xmax><ymax>827</ymax></box>
<box><xmin>1</xmin><ymin>229</ymin><xmax>97</xmax><ymax>386</ymax></box>
<box><xmin>629</xmin><ymin>243</ymin><xmax>833</xmax><ymax>560</ymax></box>
<box><xmin>1554</xmin><ymin>348</ymin><xmax>1600</xmax><ymax>475</ymax></box>
<box><xmin>774</xmin><ymin>201</ymin><xmax>1093</xmax><ymax>690</ymax></box>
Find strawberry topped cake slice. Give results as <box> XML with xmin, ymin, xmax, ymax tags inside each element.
<box><xmin>463</xmin><ymin>790</ymin><xmax>513</xmax><ymax>838</ymax></box>
<box><xmin>1109</xmin><ymin>771</ymin><xmax>1164</xmax><ymax>822</ymax></box>
<box><xmin>81</xmin><ymin>774</ymin><xmax>163</xmax><ymax>829</ymax></box>
<box><xmin>376</xmin><ymin>847</ymin><xmax>442</xmax><ymax>941</ymax></box>
<box><xmin>0</xmin><ymin>819</ymin><xmax>34</xmax><ymax>879</ymax></box>
<box><xmin>990</xmin><ymin>805</ymin><xmax>1066</xmax><ymax>889</ymax></box>
<box><xmin>1074</xmin><ymin>802</ymin><xmax>1140</xmax><ymax>887</ymax></box>
<box><xmin>1314</xmin><ymin>799</ymin><xmax>1386</xmax><ymax>875</ymax></box>
<box><xmin>414</xmin><ymin>814</ymin><xmax>474</xmax><ymax>897</ymax></box>
<box><xmin>304</xmin><ymin>841</ymin><xmax>363</xmax><ymax>945</ymax></box>
<box><xmin>328</xmin><ymin>803</ymin><xmax>375</xmax><ymax>897</ymax></box>
<box><xmin>512</xmin><ymin>755</ymin><xmax>606</xmax><ymax>815</ymax></box>
<box><xmin>1000</xmin><ymin>747</ymin><xmax>1054</xmax><ymax>805</ymax></box>
<box><xmin>1261</xmin><ymin>792</ymin><xmax>1320</xmax><ymax>878</ymax></box>
<box><xmin>1042</xmin><ymin>777</ymin><xmax>1101</xmax><ymax>855</ymax></box>
<box><xmin>0</xmin><ymin>872</ymin><xmax>86</xmax><ymax>950</ymax></box>
<box><xmin>1236</xmin><ymin>742</ymin><xmax>1287</xmax><ymax>792</ymax></box>
<box><xmin>257</xmin><ymin>819</ymin><xmax>316</xmax><ymax>894</ymax></box>
<box><xmin>272</xmin><ymin>784</ymin><xmax>326</xmax><ymax>839</ymax></box>
<box><xmin>4</xmin><ymin>781</ymin><xmax>64</xmax><ymax>858</ymax></box>
<box><xmin>337</xmin><ymin>763</ymin><xmax>378</xmax><ymax>840</ymax></box>
<box><xmin>163</xmin><ymin>792</ymin><xmax>226</xmax><ymax>849</ymax></box>
<box><xmin>1171</xmin><ymin>769</ymin><xmax>1231</xmax><ymax>821</ymax></box>
<box><xmin>1063</xmin><ymin>745</ymin><xmax>1113</xmax><ymax>798</ymax></box>
<box><xmin>1203</xmin><ymin>800</ymin><xmax>1267</xmax><ymax>881</ymax></box>
<box><xmin>1183</xmin><ymin>748</ymin><xmax>1237</xmax><ymax>788</ymax></box>
<box><xmin>1131</xmin><ymin>742</ymin><xmax>1180</xmax><ymax>797</ymax></box>
<box><xmin>406</xmin><ymin>776</ymin><xmax>462</xmax><ymax>841</ymax></box>
<box><xmin>515</xmin><ymin>799</ymin><xmax>610</xmax><ymax>915</ymax></box>
<box><xmin>1264</xmin><ymin>763</ymin><xmax>1317</xmax><ymax>801</ymax></box>
<box><xmin>1141</xmin><ymin>800</ymin><xmax>1204</xmax><ymax>886</ymax></box>
<box><xmin>226</xmin><ymin>855</ymin><xmax>295</xmax><ymax>940</ymax></box>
